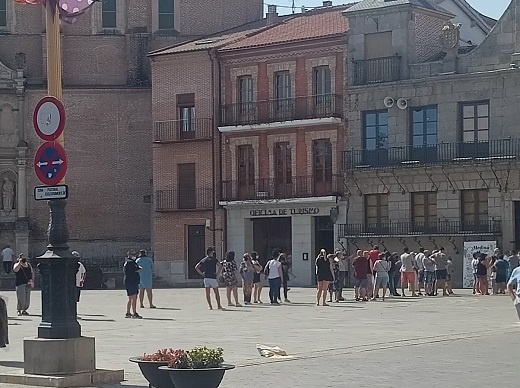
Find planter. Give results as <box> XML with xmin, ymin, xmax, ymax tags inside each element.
<box><xmin>129</xmin><ymin>357</ymin><xmax>176</xmax><ymax>388</ymax></box>
<box><xmin>158</xmin><ymin>364</ymin><xmax>235</xmax><ymax>388</ymax></box>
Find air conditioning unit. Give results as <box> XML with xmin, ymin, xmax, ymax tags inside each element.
<box><xmin>397</xmin><ymin>98</ymin><xmax>408</xmax><ymax>110</ymax></box>
<box><xmin>256</xmin><ymin>191</ymin><xmax>269</xmax><ymax>198</ymax></box>
<box><xmin>383</xmin><ymin>97</ymin><xmax>395</xmax><ymax>108</ymax></box>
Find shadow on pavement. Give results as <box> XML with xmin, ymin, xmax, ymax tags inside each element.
<box><xmin>140</xmin><ymin>317</ymin><xmax>175</xmax><ymax>321</ymax></box>
<box><xmin>152</xmin><ymin>307</ymin><xmax>181</xmax><ymax>311</ymax></box>
<box><xmin>79</xmin><ymin>318</ymin><xmax>116</xmax><ymax>322</ymax></box>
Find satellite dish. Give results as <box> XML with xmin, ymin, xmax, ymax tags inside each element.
<box><xmin>397</xmin><ymin>98</ymin><xmax>408</xmax><ymax>110</ymax></box>
<box><xmin>383</xmin><ymin>97</ymin><xmax>395</xmax><ymax>108</ymax></box>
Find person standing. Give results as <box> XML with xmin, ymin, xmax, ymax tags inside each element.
<box><xmin>368</xmin><ymin>245</ymin><xmax>380</xmax><ymax>296</ymax></box>
<box><xmin>432</xmin><ymin>247</ymin><xmax>449</xmax><ymax>296</ymax></box>
<box><xmin>1</xmin><ymin>245</ymin><xmax>14</xmax><ymax>275</ymax></box>
<box><xmin>251</xmin><ymin>251</ymin><xmax>263</xmax><ymax>303</ymax></box>
<box><xmin>471</xmin><ymin>252</ymin><xmax>480</xmax><ymax>295</ymax></box>
<box><xmin>265</xmin><ymin>253</ymin><xmax>283</xmax><ymax>305</ymax></box>
<box><xmin>352</xmin><ymin>250</ymin><xmax>369</xmax><ymax>301</ymax></box>
<box><xmin>279</xmin><ymin>254</ymin><xmax>291</xmax><ymax>303</ymax></box>
<box><xmin>328</xmin><ymin>255</ymin><xmax>341</xmax><ymax>303</ymax></box>
<box><xmin>221</xmin><ymin>251</ymin><xmax>241</xmax><ymax>307</ymax></box>
<box><xmin>72</xmin><ymin>251</ymin><xmax>86</xmax><ymax>303</ymax></box>
<box><xmin>315</xmin><ymin>251</ymin><xmax>334</xmax><ymax>306</ymax></box>
<box><xmin>124</xmin><ymin>250</ymin><xmax>142</xmax><ymax>319</ymax></box>
<box><xmin>446</xmin><ymin>256</ymin><xmax>455</xmax><ymax>295</ymax></box>
<box><xmin>239</xmin><ymin>253</ymin><xmax>255</xmax><ymax>305</ymax></box>
<box><xmin>372</xmin><ymin>252</ymin><xmax>390</xmax><ymax>301</ymax></box>
<box><xmin>136</xmin><ymin>250</ymin><xmax>156</xmax><ymax>309</ymax></box>
<box><xmin>493</xmin><ymin>255</ymin><xmax>510</xmax><ymax>294</ymax></box>
<box><xmin>415</xmin><ymin>248</ymin><xmax>426</xmax><ymax>296</ymax></box>
<box><xmin>400</xmin><ymin>247</ymin><xmax>417</xmax><ymax>297</ymax></box>
<box><xmin>195</xmin><ymin>247</ymin><xmax>223</xmax><ymax>310</ymax></box>
<box><xmin>13</xmin><ymin>254</ymin><xmax>33</xmax><ymax>316</ymax></box>
<box><xmin>476</xmin><ymin>253</ymin><xmax>489</xmax><ymax>295</ymax></box>
<box><xmin>423</xmin><ymin>251</ymin><xmax>436</xmax><ymax>296</ymax></box>
<box><xmin>336</xmin><ymin>250</ymin><xmax>348</xmax><ymax>301</ymax></box>
<box><xmin>388</xmin><ymin>252</ymin><xmax>401</xmax><ymax>297</ymax></box>
<box><xmin>507</xmin><ymin>266</ymin><xmax>520</xmax><ymax>321</ymax></box>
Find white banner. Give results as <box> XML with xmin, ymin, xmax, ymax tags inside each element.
<box><xmin>463</xmin><ymin>241</ymin><xmax>497</xmax><ymax>288</ymax></box>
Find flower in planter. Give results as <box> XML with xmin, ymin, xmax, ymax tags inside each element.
<box><xmin>189</xmin><ymin>347</ymin><xmax>224</xmax><ymax>369</ymax></box>
<box><xmin>141</xmin><ymin>348</ymin><xmax>180</xmax><ymax>362</ymax></box>
<box><xmin>167</xmin><ymin>349</ymin><xmax>191</xmax><ymax>369</ymax></box>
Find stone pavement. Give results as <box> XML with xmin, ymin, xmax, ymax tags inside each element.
<box><xmin>0</xmin><ymin>288</ymin><xmax>517</xmax><ymax>388</ymax></box>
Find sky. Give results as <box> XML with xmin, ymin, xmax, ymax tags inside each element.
<box><xmin>271</xmin><ymin>0</ymin><xmax>510</xmax><ymax>20</ymax></box>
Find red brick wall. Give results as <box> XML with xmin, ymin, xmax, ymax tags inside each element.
<box><xmin>414</xmin><ymin>12</ymin><xmax>447</xmax><ymax>62</ymax></box>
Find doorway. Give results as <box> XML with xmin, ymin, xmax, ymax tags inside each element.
<box><xmin>314</xmin><ymin>216</ymin><xmax>334</xmax><ymax>257</ymax></box>
<box><xmin>252</xmin><ymin>217</ymin><xmax>292</xmax><ymax>265</ymax></box>
<box><xmin>187</xmin><ymin>225</ymin><xmax>205</xmax><ymax>279</ymax></box>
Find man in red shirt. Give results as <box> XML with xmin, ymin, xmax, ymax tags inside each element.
<box><xmin>352</xmin><ymin>250</ymin><xmax>370</xmax><ymax>301</ymax></box>
<box><xmin>369</xmin><ymin>245</ymin><xmax>380</xmax><ymax>269</ymax></box>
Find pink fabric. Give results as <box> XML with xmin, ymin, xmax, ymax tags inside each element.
<box><xmin>14</xmin><ymin>0</ymin><xmax>98</xmax><ymax>23</ymax></box>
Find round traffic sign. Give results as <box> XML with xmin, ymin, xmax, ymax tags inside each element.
<box><xmin>34</xmin><ymin>142</ymin><xmax>68</xmax><ymax>186</ymax></box>
<box><xmin>33</xmin><ymin>96</ymin><xmax>66</xmax><ymax>141</ymax></box>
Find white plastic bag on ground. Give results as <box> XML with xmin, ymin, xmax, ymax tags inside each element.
<box><xmin>256</xmin><ymin>344</ymin><xmax>288</xmax><ymax>358</ymax></box>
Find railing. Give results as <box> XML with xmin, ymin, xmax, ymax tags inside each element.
<box><xmin>338</xmin><ymin>220</ymin><xmax>502</xmax><ymax>237</ymax></box>
<box><xmin>154</xmin><ymin>118</ymin><xmax>213</xmax><ymax>142</ymax></box>
<box><xmin>344</xmin><ymin>139</ymin><xmax>520</xmax><ymax>170</ymax></box>
<box><xmin>221</xmin><ymin>175</ymin><xmax>343</xmax><ymax>201</ymax></box>
<box><xmin>155</xmin><ymin>188</ymin><xmax>213</xmax><ymax>211</ymax></box>
<box><xmin>352</xmin><ymin>56</ymin><xmax>401</xmax><ymax>85</ymax></box>
<box><xmin>221</xmin><ymin>95</ymin><xmax>342</xmax><ymax>127</ymax></box>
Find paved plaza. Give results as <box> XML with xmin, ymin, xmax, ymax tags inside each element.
<box><xmin>0</xmin><ymin>288</ymin><xmax>517</xmax><ymax>388</ymax></box>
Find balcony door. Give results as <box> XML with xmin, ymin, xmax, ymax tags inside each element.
<box><xmin>313</xmin><ymin>139</ymin><xmax>332</xmax><ymax>196</ymax></box>
<box><xmin>313</xmin><ymin>66</ymin><xmax>332</xmax><ymax>116</ymax></box>
<box><xmin>365</xmin><ymin>194</ymin><xmax>389</xmax><ymax>234</ymax></box>
<box><xmin>177</xmin><ymin>93</ymin><xmax>195</xmax><ymax>140</ymax></box>
<box><xmin>412</xmin><ymin>192</ymin><xmax>437</xmax><ymax>233</ymax></box>
<box><xmin>275</xmin><ymin>142</ymin><xmax>292</xmax><ymax>198</ymax></box>
<box><xmin>462</xmin><ymin>190</ymin><xmax>488</xmax><ymax>232</ymax></box>
<box><xmin>274</xmin><ymin>71</ymin><xmax>293</xmax><ymax>120</ymax></box>
<box><xmin>237</xmin><ymin>145</ymin><xmax>255</xmax><ymax>199</ymax></box>
<box><xmin>460</xmin><ymin>102</ymin><xmax>489</xmax><ymax>158</ymax></box>
<box><xmin>238</xmin><ymin>76</ymin><xmax>255</xmax><ymax>124</ymax></box>
<box><xmin>363</xmin><ymin>110</ymin><xmax>388</xmax><ymax>167</ymax></box>
<box><xmin>178</xmin><ymin>163</ymin><xmax>196</xmax><ymax>209</ymax></box>
<box><xmin>410</xmin><ymin>106</ymin><xmax>438</xmax><ymax>164</ymax></box>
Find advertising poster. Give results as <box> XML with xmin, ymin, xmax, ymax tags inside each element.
<box><xmin>462</xmin><ymin>241</ymin><xmax>497</xmax><ymax>288</ymax></box>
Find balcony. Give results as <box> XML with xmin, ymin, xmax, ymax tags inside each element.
<box><xmin>154</xmin><ymin>118</ymin><xmax>213</xmax><ymax>143</ymax></box>
<box><xmin>220</xmin><ymin>95</ymin><xmax>342</xmax><ymax>128</ymax></box>
<box><xmin>221</xmin><ymin>175</ymin><xmax>343</xmax><ymax>202</ymax></box>
<box><xmin>352</xmin><ymin>55</ymin><xmax>401</xmax><ymax>85</ymax></box>
<box><xmin>155</xmin><ymin>188</ymin><xmax>213</xmax><ymax>211</ymax></box>
<box><xmin>338</xmin><ymin>220</ymin><xmax>502</xmax><ymax>238</ymax></box>
<box><xmin>344</xmin><ymin>139</ymin><xmax>520</xmax><ymax>170</ymax></box>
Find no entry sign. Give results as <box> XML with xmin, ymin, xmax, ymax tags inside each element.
<box><xmin>33</xmin><ymin>96</ymin><xmax>65</xmax><ymax>141</ymax></box>
<box><xmin>34</xmin><ymin>142</ymin><xmax>68</xmax><ymax>186</ymax></box>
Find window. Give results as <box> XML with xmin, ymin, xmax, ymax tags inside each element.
<box><xmin>237</xmin><ymin>145</ymin><xmax>255</xmax><ymax>194</ymax></box>
<box><xmin>365</xmin><ymin>194</ymin><xmax>389</xmax><ymax>233</ymax></box>
<box><xmin>313</xmin><ymin>139</ymin><xmax>332</xmax><ymax>196</ymax></box>
<box><xmin>178</xmin><ymin>163</ymin><xmax>196</xmax><ymax>209</ymax></box>
<box><xmin>158</xmin><ymin>0</ymin><xmax>175</xmax><ymax>30</ymax></box>
<box><xmin>101</xmin><ymin>0</ymin><xmax>117</xmax><ymax>29</ymax></box>
<box><xmin>411</xmin><ymin>106</ymin><xmax>437</xmax><ymax>146</ymax></box>
<box><xmin>412</xmin><ymin>192</ymin><xmax>437</xmax><ymax>231</ymax></box>
<box><xmin>0</xmin><ymin>0</ymin><xmax>6</xmax><ymax>28</ymax></box>
<box><xmin>363</xmin><ymin>110</ymin><xmax>388</xmax><ymax>167</ymax></box>
<box><xmin>238</xmin><ymin>76</ymin><xmax>254</xmax><ymax>118</ymax></box>
<box><xmin>275</xmin><ymin>142</ymin><xmax>292</xmax><ymax>196</ymax></box>
<box><xmin>461</xmin><ymin>101</ymin><xmax>489</xmax><ymax>142</ymax></box>
<box><xmin>314</xmin><ymin>66</ymin><xmax>331</xmax><ymax>96</ymax></box>
<box><xmin>462</xmin><ymin>190</ymin><xmax>488</xmax><ymax>230</ymax></box>
<box><xmin>275</xmin><ymin>71</ymin><xmax>291</xmax><ymax>100</ymax></box>
<box><xmin>177</xmin><ymin>93</ymin><xmax>195</xmax><ymax>139</ymax></box>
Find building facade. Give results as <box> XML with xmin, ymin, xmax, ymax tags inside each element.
<box><xmin>151</xmin><ymin>4</ymin><xmax>349</xmax><ymax>286</ymax></box>
<box><xmin>340</xmin><ymin>0</ymin><xmax>520</xmax><ymax>287</ymax></box>
<box><xmin>0</xmin><ymin>0</ymin><xmax>262</xmax><ymax>263</ymax></box>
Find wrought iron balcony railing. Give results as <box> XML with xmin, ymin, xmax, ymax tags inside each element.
<box><xmin>338</xmin><ymin>220</ymin><xmax>502</xmax><ymax>237</ymax></box>
<box><xmin>344</xmin><ymin>139</ymin><xmax>520</xmax><ymax>170</ymax></box>
<box><xmin>221</xmin><ymin>175</ymin><xmax>343</xmax><ymax>201</ymax></box>
<box><xmin>154</xmin><ymin>118</ymin><xmax>213</xmax><ymax>143</ymax></box>
<box><xmin>352</xmin><ymin>55</ymin><xmax>401</xmax><ymax>85</ymax></box>
<box><xmin>155</xmin><ymin>188</ymin><xmax>213</xmax><ymax>211</ymax></box>
<box><xmin>221</xmin><ymin>95</ymin><xmax>342</xmax><ymax>127</ymax></box>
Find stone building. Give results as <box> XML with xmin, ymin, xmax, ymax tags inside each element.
<box><xmin>0</xmin><ymin>0</ymin><xmax>262</xmax><ymax>261</ymax></box>
<box><xmin>340</xmin><ymin>0</ymin><xmax>520</xmax><ymax>287</ymax></box>
<box><xmin>151</xmin><ymin>3</ymin><xmax>348</xmax><ymax>286</ymax></box>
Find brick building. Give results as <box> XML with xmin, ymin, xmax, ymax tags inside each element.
<box><xmin>151</xmin><ymin>3</ymin><xmax>349</xmax><ymax>285</ymax></box>
<box><xmin>340</xmin><ymin>0</ymin><xmax>520</xmax><ymax>287</ymax></box>
<box><xmin>0</xmin><ymin>0</ymin><xmax>262</xmax><ymax>262</ymax></box>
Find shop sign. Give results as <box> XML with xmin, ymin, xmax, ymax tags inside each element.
<box><xmin>249</xmin><ymin>207</ymin><xmax>320</xmax><ymax>217</ymax></box>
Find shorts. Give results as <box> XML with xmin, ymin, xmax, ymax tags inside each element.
<box><xmin>424</xmin><ymin>271</ymin><xmax>435</xmax><ymax>283</ymax></box>
<box><xmin>203</xmin><ymin>278</ymin><xmax>219</xmax><ymax>288</ymax></box>
<box><xmin>367</xmin><ymin>274</ymin><xmax>374</xmax><ymax>287</ymax></box>
<box><xmin>418</xmin><ymin>270</ymin><xmax>425</xmax><ymax>283</ymax></box>
<box><xmin>496</xmin><ymin>274</ymin><xmax>507</xmax><ymax>283</ymax></box>
<box><xmin>436</xmin><ymin>269</ymin><xmax>448</xmax><ymax>280</ymax></box>
<box><xmin>401</xmin><ymin>271</ymin><xmax>415</xmax><ymax>285</ymax></box>
<box><xmin>253</xmin><ymin>272</ymin><xmax>261</xmax><ymax>284</ymax></box>
<box><xmin>374</xmin><ymin>273</ymin><xmax>389</xmax><ymax>288</ymax></box>
<box><xmin>125</xmin><ymin>284</ymin><xmax>139</xmax><ymax>297</ymax></box>
<box><xmin>354</xmin><ymin>278</ymin><xmax>368</xmax><ymax>288</ymax></box>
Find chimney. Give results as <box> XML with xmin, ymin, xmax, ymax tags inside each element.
<box><xmin>266</xmin><ymin>5</ymin><xmax>279</xmax><ymax>25</ymax></box>
<box><xmin>323</xmin><ymin>1</ymin><xmax>333</xmax><ymax>6</ymax></box>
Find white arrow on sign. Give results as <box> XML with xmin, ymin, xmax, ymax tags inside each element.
<box><xmin>52</xmin><ymin>159</ymin><xmax>64</xmax><ymax>166</ymax></box>
<box><xmin>36</xmin><ymin>161</ymin><xmax>48</xmax><ymax>167</ymax></box>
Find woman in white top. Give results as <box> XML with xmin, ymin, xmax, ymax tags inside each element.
<box><xmin>372</xmin><ymin>252</ymin><xmax>390</xmax><ymax>301</ymax></box>
<box><xmin>264</xmin><ymin>253</ymin><xmax>283</xmax><ymax>305</ymax></box>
